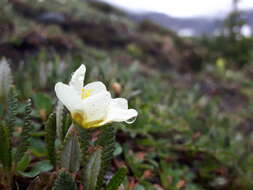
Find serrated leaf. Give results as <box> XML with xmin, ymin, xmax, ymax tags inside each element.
<box><xmin>16</xmin><ymin>153</ymin><xmax>32</xmax><ymax>172</ymax></box>
<box><xmin>6</xmin><ymin>87</ymin><xmax>18</xmax><ymax>137</ymax></box>
<box><xmin>19</xmin><ymin>160</ymin><xmax>53</xmax><ymax>178</ymax></box>
<box><xmin>16</xmin><ymin>99</ymin><xmax>32</xmax><ymax>162</ymax></box>
<box><xmin>60</xmin><ymin>126</ymin><xmax>81</xmax><ymax>173</ymax></box>
<box><xmin>96</xmin><ymin>125</ymin><xmax>116</xmax><ymax>190</ymax></box>
<box><xmin>76</xmin><ymin>125</ymin><xmax>91</xmax><ymax>167</ymax></box>
<box><xmin>106</xmin><ymin>168</ymin><xmax>127</xmax><ymax>190</ymax></box>
<box><xmin>85</xmin><ymin>148</ymin><xmax>102</xmax><ymax>190</ymax></box>
<box><xmin>0</xmin><ymin>123</ymin><xmax>11</xmax><ymax>171</ymax></box>
<box><xmin>76</xmin><ymin>125</ymin><xmax>92</xmax><ymax>188</ymax></box>
<box><xmin>52</xmin><ymin>170</ymin><xmax>77</xmax><ymax>190</ymax></box>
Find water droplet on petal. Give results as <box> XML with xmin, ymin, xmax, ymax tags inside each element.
<box><xmin>125</xmin><ymin>116</ymin><xmax>137</xmax><ymax>124</ymax></box>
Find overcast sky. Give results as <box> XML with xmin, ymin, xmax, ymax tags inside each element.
<box><xmin>102</xmin><ymin>0</ymin><xmax>253</xmax><ymax>17</ymax></box>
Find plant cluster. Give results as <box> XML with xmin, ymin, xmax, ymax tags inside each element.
<box><xmin>0</xmin><ymin>59</ymin><xmax>135</xmax><ymax>190</ymax></box>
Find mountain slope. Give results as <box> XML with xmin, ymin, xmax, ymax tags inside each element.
<box><xmin>130</xmin><ymin>9</ymin><xmax>253</xmax><ymax>36</ymax></box>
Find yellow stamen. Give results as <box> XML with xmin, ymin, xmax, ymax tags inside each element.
<box><xmin>72</xmin><ymin>111</ymin><xmax>85</xmax><ymax>126</ymax></box>
<box><xmin>72</xmin><ymin>111</ymin><xmax>105</xmax><ymax>128</ymax></box>
<box><xmin>81</xmin><ymin>88</ymin><xmax>92</xmax><ymax>99</ymax></box>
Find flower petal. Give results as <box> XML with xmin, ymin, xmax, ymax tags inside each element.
<box><xmin>110</xmin><ymin>98</ymin><xmax>128</xmax><ymax>109</ymax></box>
<box><xmin>102</xmin><ymin>99</ymin><xmax>138</xmax><ymax>125</ymax></box>
<box><xmin>55</xmin><ymin>82</ymin><xmax>81</xmax><ymax>111</ymax></box>
<box><xmin>81</xmin><ymin>91</ymin><xmax>111</xmax><ymax>123</ymax></box>
<box><xmin>69</xmin><ymin>64</ymin><xmax>86</xmax><ymax>91</ymax></box>
<box><xmin>84</xmin><ymin>81</ymin><xmax>107</xmax><ymax>96</ymax></box>
<box><xmin>105</xmin><ymin>108</ymin><xmax>138</xmax><ymax>124</ymax></box>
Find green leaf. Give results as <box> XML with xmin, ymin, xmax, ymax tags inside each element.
<box><xmin>30</xmin><ymin>138</ymin><xmax>47</xmax><ymax>157</ymax></box>
<box><xmin>16</xmin><ymin>153</ymin><xmax>32</xmax><ymax>172</ymax></box>
<box><xmin>61</xmin><ymin>113</ymin><xmax>72</xmax><ymax>141</ymax></box>
<box><xmin>0</xmin><ymin>122</ymin><xmax>11</xmax><ymax>171</ymax></box>
<box><xmin>76</xmin><ymin>125</ymin><xmax>92</xmax><ymax>187</ymax></box>
<box><xmin>45</xmin><ymin>112</ymin><xmax>57</xmax><ymax>167</ymax></box>
<box><xmin>16</xmin><ymin>99</ymin><xmax>32</xmax><ymax>162</ymax></box>
<box><xmin>96</xmin><ymin>126</ymin><xmax>116</xmax><ymax>190</ymax></box>
<box><xmin>19</xmin><ymin>160</ymin><xmax>53</xmax><ymax>178</ymax></box>
<box><xmin>113</xmin><ymin>143</ymin><xmax>123</xmax><ymax>156</ymax></box>
<box><xmin>32</xmin><ymin>92</ymin><xmax>53</xmax><ymax>115</ymax></box>
<box><xmin>85</xmin><ymin>148</ymin><xmax>102</xmax><ymax>190</ymax></box>
<box><xmin>56</xmin><ymin>100</ymin><xmax>70</xmax><ymax>142</ymax></box>
<box><xmin>77</xmin><ymin>125</ymin><xmax>92</xmax><ymax>167</ymax></box>
<box><xmin>60</xmin><ymin>126</ymin><xmax>81</xmax><ymax>173</ymax></box>
<box><xmin>6</xmin><ymin>87</ymin><xmax>18</xmax><ymax>137</ymax></box>
<box><xmin>56</xmin><ymin>100</ymin><xmax>64</xmax><ymax>141</ymax></box>
<box><xmin>134</xmin><ymin>185</ymin><xmax>145</xmax><ymax>190</ymax></box>
<box><xmin>0</xmin><ymin>103</ymin><xmax>3</xmax><ymax>116</ymax></box>
<box><xmin>52</xmin><ymin>170</ymin><xmax>77</xmax><ymax>190</ymax></box>
<box><xmin>106</xmin><ymin>168</ymin><xmax>127</xmax><ymax>190</ymax></box>
<box><xmin>0</xmin><ymin>88</ymin><xmax>17</xmax><ymax>171</ymax></box>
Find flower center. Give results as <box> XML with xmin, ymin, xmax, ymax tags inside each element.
<box><xmin>72</xmin><ymin>111</ymin><xmax>105</xmax><ymax>128</ymax></box>
<box><xmin>81</xmin><ymin>88</ymin><xmax>92</xmax><ymax>99</ymax></box>
<box><xmin>72</xmin><ymin>111</ymin><xmax>85</xmax><ymax>126</ymax></box>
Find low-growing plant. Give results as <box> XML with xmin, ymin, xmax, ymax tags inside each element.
<box><xmin>0</xmin><ymin>88</ymin><xmax>33</xmax><ymax>189</ymax></box>
<box><xmin>47</xmin><ymin>64</ymin><xmax>137</xmax><ymax>189</ymax></box>
<box><xmin>0</xmin><ymin>61</ymin><xmax>137</xmax><ymax>190</ymax></box>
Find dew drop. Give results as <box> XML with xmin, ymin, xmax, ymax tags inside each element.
<box><xmin>125</xmin><ymin>116</ymin><xmax>137</xmax><ymax>124</ymax></box>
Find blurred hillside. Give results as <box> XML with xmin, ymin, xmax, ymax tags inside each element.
<box><xmin>0</xmin><ymin>0</ymin><xmax>205</xmax><ymax>72</ymax></box>
<box><xmin>130</xmin><ymin>9</ymin><xmax>253</xmax><ymax>37</ymax></box>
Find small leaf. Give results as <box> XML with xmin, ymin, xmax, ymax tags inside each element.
<box><xmin>0</xmin><ymin>123</ymin><xmax>11</xmax><ymax>171</ymax></box>
<box><xmin>56</xmin><ymin>100</ymin><xmax>71</xmax><ymax>142</ymax></box>
<box><xmin>96</xmin><ymin>125</ymin><xmax>116</xmax><ymax>190</ymax></box>
<box><xmin>113</xmin><ymin>143</ymin><xmax>123</xmax><ymax>156</ymax></box>
<box><xmin>45</xmin><ymin>112</ymin><xmax>57</xmax><ymax>167</ymax></box>
<box><xmin>85</xmin><ymin>148</ymin><xmax>102</xmax><ymax>190</ymax></box>
<box><xmin>56</xmin><ymin>100</ymin><xmax>65</xmax><ymax>141</ymax></box>
<box><xmin>52</xmin><ymin>170</ymin><xmax>77</xmax><ymax>190</ymax></box>
<box><xmin>106</xmin><ymin>168</ymin><xmax>127</xmax><ymax>190</ymax></box>
<box><xmin>30</xmin><ymin>138</ymin><xmax>47</xmax><ymax>157</ymax></box>
<box><xmin>6</xmin><ymin>87</ymin><xmax>18</xmax><ymax>137</ymax></box>
<box><xmin>134</xmin><ymin>185</ymin><xmax>145</xmax><ymax>190</ymax></box>
<box><xmin>60</xmin><ymin>126</ymin><xmax>81</xmax><ymax>173</ymax></box>
<box><xmin>62</xmin><ymin>113</ymin><xmax>72</xmax><ymax>141</ymax></box>
<box><xmin>16</xmin><ymin>153</ymin><xmax>32</xmax><ymax>172</ymax></box>
<box><xmin>77</xmin><ymin>125</ymin><xmax>91</xmax><ymax>167</ymax></box>
<box><xmin>32</xmin><ymin>93</ymin><xmax>53</xmax><ymax>117</ymax></box>
<box><xmin>19</xmin><ymin>160</ymin><xmax>53</xmax><ymax>178</ymax></box>
<box><xmin>16</xmin><ymin>99</ymin><xmax>32</xmax><ymax>162</ymax></box>
<box><xmin>76</xmin><ymin>125</ymin><xmax>92</xmax><ymax>187</ymax></box>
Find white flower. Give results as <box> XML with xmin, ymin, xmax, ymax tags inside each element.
<box><xmin>55</xmin><ymin>64</ymin><xmax>138</xmax><ymax>128</ymax></box>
